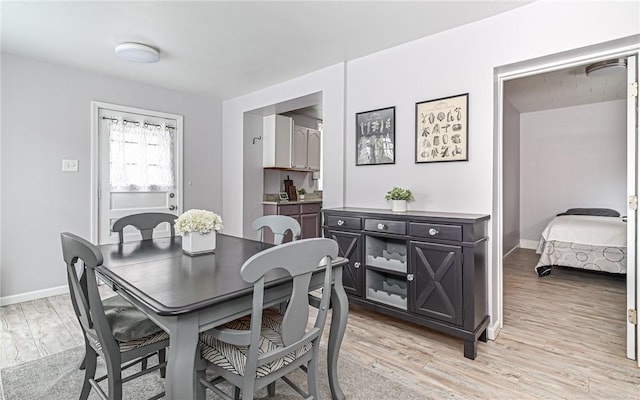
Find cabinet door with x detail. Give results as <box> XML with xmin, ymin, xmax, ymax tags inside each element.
<box><xmin>409</xmin><ymin>241</ymin><xmax>463</xmax><ymax>326</ymax></box>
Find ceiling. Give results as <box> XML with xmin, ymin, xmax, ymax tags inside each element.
<box><xmin>1</xmin><ymin>1</ymin><xmax>530</xmax><ymax>100</ymax></box>
<box><xmin>504</xmin><ymin>60</ymin><xmax>628</xmax><ymax>113</ymax></box>
<box><xmin>4</xmin><ymin>2</ymin><xmax>621</xmax><ymax>114</ymax></box>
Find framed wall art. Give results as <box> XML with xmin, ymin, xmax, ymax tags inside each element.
<box><xmin>356</xmin><ymin>106</ymin><xmax>395</xmax><ymax>166</ymax></box>
<box><xmin>415</xmin><ymin>93</ymin><xmax>468</xmax><ymax>163</ymax></box>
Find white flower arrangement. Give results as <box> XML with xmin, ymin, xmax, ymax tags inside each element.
<box><xmin>174</xmin><ymin>209</ymin><xmax>223</xmax><ymax>236</ymax></box>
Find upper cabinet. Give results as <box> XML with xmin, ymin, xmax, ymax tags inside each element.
<box><xmin>292</xmin><ymin>126</ymin><xmax>321</xmax><ymax>170</ymax></box>
<box><xmin>263</xmin><ymin>114</ymin><xmax>321</xmax><ymax>171</ymax></box>
<box><xmin>263</xmin><ymin>114</ymin><xmax>294</xmax><ymax>169</ymax></box>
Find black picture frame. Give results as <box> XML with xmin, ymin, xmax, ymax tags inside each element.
<box><xmin>356</xmin><ymin>106</ymin><xmax>395</xmax><ymax>166</ymax></box>
<box><xmin>415</xmin><ymin>93</ymin><xmax>469</xmax><ymax>163</ymax></box>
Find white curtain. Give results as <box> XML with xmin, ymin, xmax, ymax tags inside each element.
<box><xmin>109</xmin><ymin>119</ymin><xmax>174</xmax><ymax>191</ymax></box>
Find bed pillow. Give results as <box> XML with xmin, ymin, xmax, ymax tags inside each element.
<box><xmin>556</xmin><ymin>208</ymin><xmax>620</xmax><ymax>217</ymax></box>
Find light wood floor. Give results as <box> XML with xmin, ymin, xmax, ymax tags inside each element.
<box><xmin>2</xmin><ymin>249</ymin><xmax>639</xmax><ymax>399</ymax></box>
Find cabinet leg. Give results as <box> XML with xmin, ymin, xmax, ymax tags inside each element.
<box><xmin>479</xmin><ymin>329</ymin><xmax>488</xmax><ymax>342</ymax></box>
<box><xmin>463</xmin><ymin>340</ymin><xmax>477</xmax><ymax>360</ymax></box>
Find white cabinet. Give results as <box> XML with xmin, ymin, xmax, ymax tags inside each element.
<box><xmin>263</xmin><ymin>114</ymin><xmax>294</xmax><ymax>168</ymax></box>
<box><xmin>292</xmin><ymin>126</ymin><xmax>321</xmax><ymax>171</ymax></box>
<box><xmin>263</xmin><ymin>114</ymin><xmax>321</xmax><ymax>171</ymax></box>
<box><xmin>307</xmin><ymin>128</ymin><xmax>321</xmax><ymax>171</ymax></box>
<box><xmin>292</xmin><ymin>126</ymin><xmax>308</xmax><ymax>169</ymax></box>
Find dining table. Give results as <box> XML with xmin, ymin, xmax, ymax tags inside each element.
<box><xmin>96</xmin><ymin>233</ymin><xmax>349</xmax><ymax>400</ymax></box>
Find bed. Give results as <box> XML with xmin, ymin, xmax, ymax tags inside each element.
<box><xmin>534</xmin><ymin>208</ymin><xmax>627</xmax><ymax>276</ymax></box>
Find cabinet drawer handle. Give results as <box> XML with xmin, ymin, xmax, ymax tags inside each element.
<box><xmin>377</xmin><ymin>223</ymin><xmax>386</xmax><ymax>230</ymax></box>
<box><xmin>428</xmin><ymin>228</ymin><xmax>439</xmax><ymax>236</ymax></box>
<box><xmin>354</xmin><ymin>262</ymin><xmax>361</xmax><ymax>269</ymax></box>
<box><xmin>407</xmin><ymin>274</ymin><xmax>414</xmax><ymax>282</ymax></box>
<box><xmin>337</xmin><ymin>219</ymin><xmax>345</xmax><ymax>226</ymax></box>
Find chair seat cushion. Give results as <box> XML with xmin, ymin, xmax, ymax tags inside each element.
<box><xmin>103</xmin><ymin>295</ymin><xmax>164</xmax><ymax>342</ymax></box>
<box><xmin>199</xmin><ymin>309</ymin><xmax>312</xmax><ymax>378</ymax></box>
<box><xmin>90</xmin><ymin>327</ymin><xmax>169</xmax><ymax>353</ymax></box>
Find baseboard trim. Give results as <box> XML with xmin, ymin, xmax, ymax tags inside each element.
<box><xmin>503</xmin><ymin>245</ymin><xmax>519</xmax><ymax>258</ymax></box>
<box><xmin>486</xmin><ymin>319</ymin><xmax>501</xmax><ymax>341</ymax></box>
<box><xmin>0</xmin><ymin>285</ymin><xmax>68</xmax><ymax>306</ymax></box>
<box><xmin>519</xmin><ymin>239</ymin><xmax>539</xmax><ymax>250</ymax></box>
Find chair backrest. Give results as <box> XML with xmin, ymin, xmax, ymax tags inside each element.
<box><xmin>60</xmin><ymin>232</ymin><xmax>121</xmax><ymax>358</ymax></box>
<box><xmin>112</xmin><ymin>212</ymin><xmax>177</xmax><ymax>243</ymax></box>
<box><xmin>251</xmin><ymin>215</ymin><xmax>301</xmax><ymax>245</ymax></box>
<box><xmin>240</xmin><ymin>238</ymin><xmax>338</xmax><ymax>371</ymax></box>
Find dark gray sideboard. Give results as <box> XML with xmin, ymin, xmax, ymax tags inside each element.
<box><xmin>322</xmin><ymin>207</ymin><xmax>490</xmax><ymax>359</ymax></box>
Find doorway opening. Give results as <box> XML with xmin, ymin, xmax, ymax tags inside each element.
<box><xmin>241</xmin><ymin>92</ymin><xmax>324</xmax><ymax>239</ymax></box>
<box><xmin>493</xmin><ymin>42</ymin><xmax>639</xmax><ymax>363</ymax></box>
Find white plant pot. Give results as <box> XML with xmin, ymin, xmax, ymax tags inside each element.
<box><xmin>391</xmin><ymin>200</ymin><xmax>407</xmax><ymax>212</ymax></box>
<box><xmin>182</xmin><ymin>231</ymin><xmax>216</xmax><ymax>255</ymax></box>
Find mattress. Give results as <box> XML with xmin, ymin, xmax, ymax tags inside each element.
<box><xmin>535</xmin><ymin>215</ymin><xmax>627</xmax><ymax>274</ymax></box>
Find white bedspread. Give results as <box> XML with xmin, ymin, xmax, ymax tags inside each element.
<box><xmin>540</xmin><ymin>215</ymin><xmax>627</xmax><ymax>247</ymax></box>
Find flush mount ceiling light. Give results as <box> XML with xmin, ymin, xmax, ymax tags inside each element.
<box><xmin>115</xmin><ymin>42</ymin><xmax>160</xmax><ymax>63</ymax></box>
<box><xmin>585</xmin><ymin>58</ymin><xmax>627</xmax><ymax>77</ymax></box>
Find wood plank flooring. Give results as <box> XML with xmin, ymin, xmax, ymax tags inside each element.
<box><xmin>2</xmin><ymin>249</ymin><xmax>639</xmax><ymax>399</ymax></box>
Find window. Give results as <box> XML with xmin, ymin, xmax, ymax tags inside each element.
<box><xmin>107</xmin><ymin>117</ymin><xmax>176</xmax><ymax>191</ymax></box>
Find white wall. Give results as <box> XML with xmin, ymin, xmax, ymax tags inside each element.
<box><xmin>222</xmin><ymin>63</ymin><xmax>345</xmax><ymax>237</ymax></box>
<box><xmin>520</xmin><ymin>100</ymin><xmax>627</xmax><ymax>243</ymax></box>
<box><xmin>342</xmin><ymin>1</ymin><xmax>637</xmax><ymax>334</ymax></box>
<box><xmin>1</xmin><ymin>54</ymin><xmax>222</xmax><ymax>301</ymax></box>
<box><xmin>221</xmin><ymin>1</ymin><xmax>638</xmax><ymax>331</ymax></box>
<box><xmin>243</xmin><ymin>112</ymin><xmax>265</xmax><ymax>237</ymax></box>
<box><xmin>502</xmin><ymin>99</ymin><xmax>520</xmax><ymax>255</ymax></box>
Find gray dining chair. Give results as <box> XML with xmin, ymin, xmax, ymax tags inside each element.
<box><xmin>61</xmin><ymin>232</ymin><xmax>170</xmax><ymax>400</ymax></box>
<box><xmin>196</xmin><ymin>238</ymin><xmax>338</xmax><ymax>400</ymax></box>
<box><xmin>112</xmin><ymin>212</ymin><xmax>177</xmax><ymax>243</ymax></box>
<box><xmin>252</xmin><ymin>215</ymin><xmax>301</xmax><ymax>245</ymax></box>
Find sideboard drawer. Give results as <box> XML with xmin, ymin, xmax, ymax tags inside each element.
<box><xmin>300</xmin><ymin>203</ymin><xmax>321</xmax><ymax>214</ymax></box>
<box><xmin>278</xmin><ymin>204</ymin><xmax>300</xmax><ymax>216</ymax></box>
<box><xmin>326</xmin><ymin>215</ymin><xmax>362</xmax><ymax>230</ymax></box>
<box><xmin>409</xmin><ymin>223</ymin><xmax>462</xmax><ymax>241</ymax></box>
<box><xmin>364</xmin><ymin>219</ymin><xmax>406</xmax><ymax>235</ymax></box>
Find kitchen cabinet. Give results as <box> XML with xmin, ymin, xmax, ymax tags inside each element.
<box><xmin>262</xmin><ymin>202</ymin><xmax>322</xmax><ymax>243</ymax></box>
<box><xmin>263</xmin><ymin>115</ymin><xmax>320</xmax><ymax>171</ymax></box>
<box><xmin>263</xmin><ymin>114</ymin><xmax>294</xmax><ymax>169</ymax></box>
<box><xmin>322</xmin><ymin>207</ymin><xmax>490</xmax><ymax>360</ymax></box>
<box><xmin>292</xmin><ymin>126</ymin><xmax>321</xmax><ymax>170</ymax></box>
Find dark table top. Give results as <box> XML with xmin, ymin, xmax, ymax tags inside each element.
<box><xmin>97</xmin><ymin>234</ymin><xmax>281</xmax><ymax>316</ymax></box>
<box><xmin>97</xmin><ymin>234</ymin><xmax>345</xmax><ymax>317</ymax></box>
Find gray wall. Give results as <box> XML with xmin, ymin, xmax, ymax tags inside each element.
<box><xmin>1</xmin><ymin>53</ymin><xmax>222</xmax><ymax>300</ymax></box>
<box><xmin>502</xmin><ymin>99</ymin><xmax>520</xmax><ymax>255</ymax></box>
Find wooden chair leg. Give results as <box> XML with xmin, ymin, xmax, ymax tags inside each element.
<box><xmin>267</xmin><ymin>382</ymin><xmax>276</xmax><ymax>397</ymax></box>
<box><xmin>80</xmin><ymin>346</ymin><xmax>97</xmax><ymax>400</ymax></box>
<box><xmin>106</xmin><ymin>361</ymin><xmax>124</xmax><ymax>400</ymax></box>
<box><xmin>158</xmin><ymin>349</ymin><xmax>166</xmax><ymax>378</ymax></box>
<box><xmin>307</xmin><ymin>349</ymin><xmax>320</xmax><ymax>400</ymax></box>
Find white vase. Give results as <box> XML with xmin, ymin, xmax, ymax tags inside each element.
<box><xmin>182</xmin><ymin>231</ymin><xmax>216</xmax><ymax>255</ymax></box>
<box><xmin>391</xmin><ymin>200</ymin><xmax>407</xmax><ymax>212</ymax></box>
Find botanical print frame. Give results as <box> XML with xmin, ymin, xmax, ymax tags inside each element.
<box><xmin>356</xmin><ymin>106</ymin><xmax>395</xmax><ymax>166</ymax></box>
<box><xmin>415</xmin><ymin>93</ymin><xmax>468</xmax><ymax>163</ymax></box>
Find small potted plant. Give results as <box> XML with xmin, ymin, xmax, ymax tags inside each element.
<box><xmin>298</xmin><ymin>188</ymin><xmax>307</xmax><ymax>200</ymax></box>
<box><xmin>385</xmin><ymin>187</ymin><xmax>414</xmax><ymax>212</ymax></box>
<box><xmin>175</xmin><ymin>209</ymin><xmax>223</xmax><ymax>255</ymax></box>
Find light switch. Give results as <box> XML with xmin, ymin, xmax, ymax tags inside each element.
<box><xmin>62</xmin><ymin>159</ymin><xmax>79</xmax><ymax>172</ymax></box>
